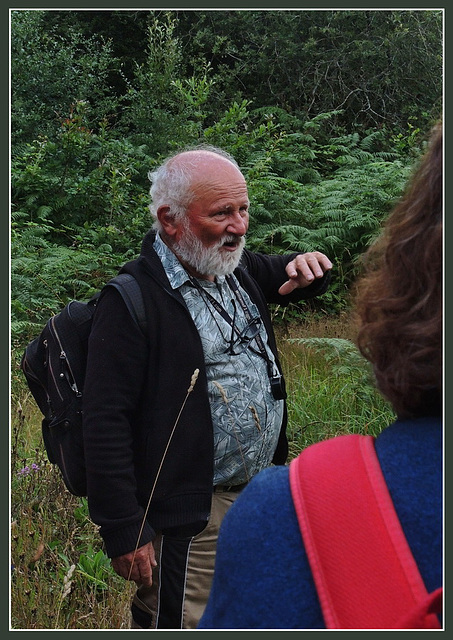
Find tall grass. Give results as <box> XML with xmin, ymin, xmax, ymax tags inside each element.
<box><xmin>10</xmin><ymin>383</ymin><xmax>134</xmax><ymax>629</ymax></box>
<box><xmin>10</xmin><ymin>315</ymin><xmax>395</xmax><ymax>630</ymax></box>
<box><xmin>277</xmin><ymin>315</ymin><xmax>395</xmax><ymax>459</ymax></box>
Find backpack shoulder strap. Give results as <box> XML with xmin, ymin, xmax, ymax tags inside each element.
<box><xmin>289</xmin><ymin>434</ymin><xmax>441</xmax><ymax>629</ymax></box>
<box><xmin>104</xmin><ymin>273</ymin><xmax>147</xmax><ymax>336</ymax></box>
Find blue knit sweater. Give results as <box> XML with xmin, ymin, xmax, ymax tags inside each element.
<box><xmin>198</xmin><ymin>417</ymin><xmax>442</xmax><ymax>629</ymax></box>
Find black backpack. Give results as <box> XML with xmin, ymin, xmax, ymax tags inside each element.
<box><xmin>20</xmin><ymin>273</ymin><xmax>146</xmax><ymax>497</ymax></box>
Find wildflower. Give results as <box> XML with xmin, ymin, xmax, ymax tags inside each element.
<box><xmin>17</xmin><ymin>463</ymin><xmax>40</xmax><ymax>477</ymax></box>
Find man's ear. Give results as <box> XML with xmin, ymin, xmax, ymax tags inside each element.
<box><xmin>157</xmin><ymin>206</ymin><xmax>178</xmax><ymax>237</ymax></box>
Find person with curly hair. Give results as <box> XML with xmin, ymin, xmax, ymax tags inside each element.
<box><xmin>197</xmin><ymin>122</ymin><xmax>443</xmax><ymax>629</ymax></box>
<box><xmin>355</xmin><ymin>123</ymin><xmax>442</xmax><ymax>420</ymax></box>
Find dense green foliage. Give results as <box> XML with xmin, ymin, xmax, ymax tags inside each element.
<box><xmin>10</xmin><ymin>9</ymin><xmax>442</xmax><ymax>344</ymax></box>
<box><xmin>12</xmin><ymin>9</ymin><xmax>442</xmax><ymax>146</ymax></box>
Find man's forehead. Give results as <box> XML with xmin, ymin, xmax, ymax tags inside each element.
<box><xmin>172</xmin><ymin>150</ymin><xmax>237</xmax><ymax>172</ymax></box>
<box><xmin>191</xmin><ymin>175</ymin><xmax>249</xmax><ymax>202</ymax></box>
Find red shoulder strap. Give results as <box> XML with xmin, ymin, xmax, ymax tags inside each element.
<box><xmin>289</xmin><ymin>434</ymin><xmax>442</xmax><ymax>629</ymax></box>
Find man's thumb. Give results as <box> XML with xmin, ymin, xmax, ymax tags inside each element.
<box><xmin>278</xmin><ymin>280</ymin><xmax>297</xmax><ymax>296</ymax></box>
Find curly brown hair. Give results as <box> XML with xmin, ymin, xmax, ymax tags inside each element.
<box><xmin>354</xmin><ymin>122</ymin><xmax>443</xmax><ymax>419</ymax></box>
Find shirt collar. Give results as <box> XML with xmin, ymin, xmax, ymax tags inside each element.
<box><xmin>153</xmin><ymin>232</ymin><xmax>192</xmax><ymax>290</ymax></box>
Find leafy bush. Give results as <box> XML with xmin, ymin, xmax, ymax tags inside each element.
<box><xmin>11</xmin><ymin>101</ymin><xmax>152</xmax><ymax>231</ymax></box>
<box><xmin>10</xmin><ymin>220</ymin><xmax>144</xmax><ymax>348</ymax></box>
<box><xmin>10</xmin><ymin>9</ymin><xmax>427</xmax><ymax>347</ymax></box>
<box><xmin>11</xmin><ymin>10</ymin><xmax>122</xmax><ymax>147</ymax></box>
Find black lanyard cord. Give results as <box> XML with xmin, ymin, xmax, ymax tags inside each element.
<box><xmin>226</xmin><ymin>276</ymin><xmax>287</xmax><ymax>400</ymax></box>
<box><xmin>188</xmin><ymin>275</ymin><xmax>275</xmax><ymax>376</ymax></box>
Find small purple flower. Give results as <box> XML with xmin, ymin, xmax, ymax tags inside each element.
<box><xmin>18</xmin><ymin>466</ymin><xmax>30</xmax><ymax>476</ymax></box>
<box><xmin>17</xmin><ymin>463</ymin><xmax>40</xmax><ymax>477</ymax></box>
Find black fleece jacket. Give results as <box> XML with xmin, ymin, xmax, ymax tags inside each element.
<box><xmin>82</xmin><ymin>230</ymin><xmax>330</xmax><ymax>558</ymax></box>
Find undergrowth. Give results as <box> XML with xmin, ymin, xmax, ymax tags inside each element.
<box><xmin>10</xmin><ymin>399</ymin><xmax>134</xmax><ymax>629</ymax></box>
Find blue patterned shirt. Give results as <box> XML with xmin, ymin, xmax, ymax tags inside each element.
<box><xmin>153</xmin><ymin>233</ymin><xmax>284</xmax><ymax>486</ymax></box>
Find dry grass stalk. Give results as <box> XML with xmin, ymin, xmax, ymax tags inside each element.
<box><xmin>127</xmin><ymin>369</ymin><xmax>200</xmax><ymax>581</ymax></box>
<box><xmin>54</xmin><ymin>563</ymin><xmax>76</xmax><ymax>629</ymax></box>
<box><xmin>249</xmin><ymin>405</ymin><xmax>261</xmax><ymax>431</ymax></box>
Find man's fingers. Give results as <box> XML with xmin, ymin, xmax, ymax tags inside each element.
<box><xmin>136</xmin><ymin>565</ymin><xmax>153</xmax><ymax>587</ymax></box>
<box><xmin>111</xmin><ymin>541</ymin><xmax>156</xmax><ymax>585</ymax></box>
<box><xmin>279</xmin><ymin>252</ymin><xmax>332</xmax><ymax>295</ymax></box>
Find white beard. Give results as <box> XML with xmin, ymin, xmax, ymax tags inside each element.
<box><xmin>173</xmin><ymin>224</ymin><xmax>245</xmax><ymax>277</ymax></box>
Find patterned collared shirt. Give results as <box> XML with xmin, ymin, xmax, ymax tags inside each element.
<box><xmin>153</xmin><ymin>233</ymin><xmax>284</xmax><ymax>486</ymax></box>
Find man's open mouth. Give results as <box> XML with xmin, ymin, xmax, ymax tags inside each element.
<box><xmin>222</xmin><ymin>236</ymin><xmax>242</xmax><ymax>249</ymax></box>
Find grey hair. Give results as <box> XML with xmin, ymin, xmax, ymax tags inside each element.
<box><xmin>148</xmin><ymin>145</ymin><xmax>240</xmax><ymax>231</ymax></box>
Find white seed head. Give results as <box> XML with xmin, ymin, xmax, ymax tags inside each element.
<box><xmin>188</xmin><ymin>368</ymin><xmax>200</xmax><ymax>393</ymax></box>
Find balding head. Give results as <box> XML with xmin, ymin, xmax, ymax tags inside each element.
<box><xmin>148</xmin><ymin>146</ymin><xmax>242</xmax><ymax>229</ymax></box>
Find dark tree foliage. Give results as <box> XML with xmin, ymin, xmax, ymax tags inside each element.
<box><xmin>41</xmin><ymin>10</ymin><xmax>151</xmax><ymax>94</ymax></box>
<box><xmin>12</xmin><ymin>8</ymin><xmax>442</xmax><ymax>146</ymax></box>
<box><xmin>173</xmin><ymin>10</ymin><xmax>442</xmax><ymax>133</ymax></box>
<box><xmin>11</xmin><ymin>10</ymin><xmax>123</xmax><ymax>146</ymax></box>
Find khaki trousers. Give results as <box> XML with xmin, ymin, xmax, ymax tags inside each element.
<box><xmin>131</xmin><ymin>490</ymin><xmax>239</xmax><ymax>629</ymax></box>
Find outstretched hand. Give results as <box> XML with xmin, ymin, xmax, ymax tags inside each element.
<box><xmin>111</xmin><ymin>541</ymin><xmax>157</xmax><ymax>587</ymax></box>
<box><xmin>278</xmin><ymin>252</ymin><xmax>333</xmax><ymax>295</ymax></box>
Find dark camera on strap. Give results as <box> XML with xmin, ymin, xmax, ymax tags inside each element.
<box><xmin>270</xmin><ymin>374</ymin><xmax>287</xmax><ymax>400</ymax></box>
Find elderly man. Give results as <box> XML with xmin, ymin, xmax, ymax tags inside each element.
<box><xmin>82</xmin><ymin>145</ymin><xmax>332</xmax><ymax>629</ymax></box>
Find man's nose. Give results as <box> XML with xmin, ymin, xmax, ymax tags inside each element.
<box><xmin>227</xmin><ymin>212</ymin><xmax>248</xmax><ymax>236</ymax></box>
